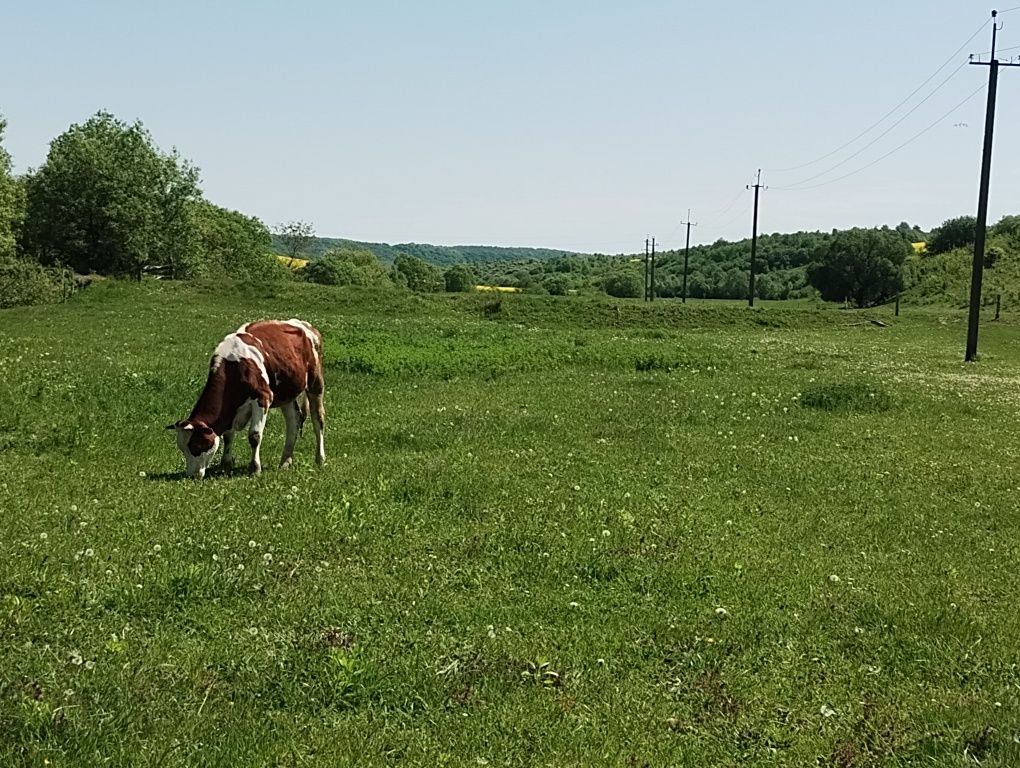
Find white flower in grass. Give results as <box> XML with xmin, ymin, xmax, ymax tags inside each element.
<box><xmin>820</xmin><ymin>704</ymin><xmax>836</xmax><ymax>718</ymax></box>
<box><xmin>714</xmin><ymin>607</ymin><xmax>729</xmax><ymax>618</ymax></box>
<box><xmin>829</xmin><ymin>574</ymin><xmax>841</xmax><ymax>583</ymax></box>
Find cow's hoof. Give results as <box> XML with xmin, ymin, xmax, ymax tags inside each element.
<box><xmin>279</xmin><ymin>458</ymin><xmax>293</xmax><ymax>470</ymax></box>
<box><xmin>316</xmin><ymin>455</ymin><xmax>326</xmax><ymax>466</ymax></box>
<box><xmin>248</xmin><ymin>463</ymin><xmax>262</xmax><ymax>476</ymax></box>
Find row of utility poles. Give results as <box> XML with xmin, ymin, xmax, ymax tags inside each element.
<box><xmin>641</xmin><ymin>11</ymin><xmax>1010</xmax><ymax>361</ymax></box>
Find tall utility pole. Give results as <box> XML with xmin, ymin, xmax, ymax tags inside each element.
<box><xmin>681</xmin><ymin>210</ymin><xmax>697</xmax><ymax>304</ymax></box>
<box><xmin>747</xmin><ymin>170</ymin><xmax>766</xmax><ymax>307</ymax></box>
<box><xmin>644</xmin><ymin>236</ymin><xmax>650</xmax><ymax>301</ymax></box>
<box><xmin>650</xmin><ymin>237</ymin><xmax>657</xmax><ymax>301</ymax></box>
<box><xmin>965</xmin><ymin>10</ymin><xmax>1019</xmax><ymax>361</ymax></box>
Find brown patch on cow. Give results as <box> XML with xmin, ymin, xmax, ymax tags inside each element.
<box><xmin>179</xmin><ymin>319</ymin><xmax>325</xmax><ymax>437</ymax></box>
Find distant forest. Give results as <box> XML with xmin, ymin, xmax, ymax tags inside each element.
<box><xmin>270</xmin><ymin>236</ymin><xmax>580</xmax><ymax>266</ymax></box>
<box><xmin>275</xmin><ymin>222</ymin><xmax>930</xmax><ymax>301</ymax></box>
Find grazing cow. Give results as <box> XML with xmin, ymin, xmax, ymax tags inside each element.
<box><xmin>168</xmin><ymin>319</ymin><xmax>326</xmax><ymax>479</ymax></box>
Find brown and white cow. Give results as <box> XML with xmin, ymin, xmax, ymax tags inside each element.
<box><xmin>168</xmin><ymin>319</ymin><xmax>326</xmax><ymax>479</ymax></box>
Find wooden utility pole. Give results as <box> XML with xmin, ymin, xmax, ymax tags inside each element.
<box><xmin>681</xmin><ymin>210</ymin><xmax>696</xmax><ymax>304</ymax></box>
<box><xmin>747</xmin><ymin>170</ymin><xmax>766</xmax><ymax>307</ymax></box>
<box><xmin>644</xmin><ymin>237</ymin><xmax>650</xmax><ymax>301</ymax></box>
<box><xmin>650</xmin><ymin>237</ymin><xmax>657</xmax><ymax>301</ymax></box>
<box><xmin>965</xmin><ymin>10</ymin><xmax>1019</xmax><ymax>361</ymax></box>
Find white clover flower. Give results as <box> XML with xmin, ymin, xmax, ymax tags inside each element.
<box><xmin>715</xmin><ymin>607</ymin><xmax>729</xmax><ymax>617</ymax></box>
<box><xmin>829</xmin><ymin>574</ymin><xmax>841</xmax><ymax>583</ymax></box>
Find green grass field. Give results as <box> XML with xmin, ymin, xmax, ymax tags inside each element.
<box><xmin>2</xmin><ymin>281</ymin><xmax>1019</xmax><ymax>766</ymax></box>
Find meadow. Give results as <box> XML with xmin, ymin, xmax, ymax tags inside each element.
<box><xmin>1</xmin><ymin>281</ymin><xmax>1019</xmax><ymax>766</ymax></box>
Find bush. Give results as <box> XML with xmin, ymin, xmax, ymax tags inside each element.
<box><xmin>604</xmin><ymin>270</ymin><xmax>643</xmax><ymax>299</ymax></box>
<box><xmin>444</xmin><ymin>264</ymin><xmax>475</xmax><ymax>292</ymax></box>
<box><xmin>0</xmin><ymin>258</ymin><xmax>74</xmax><ymax>308</ymax></box>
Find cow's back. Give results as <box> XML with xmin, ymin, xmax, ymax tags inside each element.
<box><xmin>239</xmin><ymin>320</ymin><xmax>321</xmax><ymax>404</ymax></box>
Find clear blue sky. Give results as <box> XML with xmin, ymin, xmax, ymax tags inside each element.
<box><xmin>3</xmin><ymin>1</ymin><xmax>1018</xmax><ymax>252</ymax></box>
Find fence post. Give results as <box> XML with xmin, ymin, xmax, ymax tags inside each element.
<box><xmin>995</xmin><ymin>293</ymin><xmax>1001</xmax><ymax>321</ymax></box>
<box><xmin>895</xmin><ymin>294</ymin><xmax>900</xmax><ymax>317</ymax></box>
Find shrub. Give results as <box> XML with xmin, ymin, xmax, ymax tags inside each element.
<box><xmin>0</xmin><ymin>258</ymin><xmax>75</xmax><ymax>309</ymax></box>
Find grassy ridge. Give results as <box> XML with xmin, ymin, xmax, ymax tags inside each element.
<box><xmin>1</xmin><ymin>282</ymin><xmax>1019</xmax><ymax>765</ymax></box>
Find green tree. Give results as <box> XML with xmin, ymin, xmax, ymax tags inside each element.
<box><xmin>304</xmin><ymin>246</ymin><xmax>387</xmax><ymax>286</ymax></box>
<box><xmin>275</xmin><ymin>220</ymin><xmax>316</xmax><ymax>261</ymax></box>
<box><xmin>927</xmin><ymin>216</ymin><xmax>976</xmax><ymax>255</ymax></box>
<box><xmin>444</xmin><ymin>263</ymin><xmax>475</xmax><ymax>292</ymax></box>
<box><xmin>193</xmin><ymin>201</ymin><xmax>283</xmax><ymax>281</ymax></box>
<box><xmin>23</xmin><ymin>111</ymin><xmax>199</xmax><ymax>278</ymax></box>
<box><xmin>0</xmin><ymin>116</ymin><xmax>26</xmax><ymax>262</ymax></box>
<box><xmin>391</xmin><ymin>253</ymin><xmax>442</xmax><ymax>292</ymax></box>
<box><xmin>807</xmin><ymin>228</ymin><xmax>909</xmax><ymax>307</ymax></box>
<box><xmin>604</xmin><ymin>268</ymin><xmax>642</xmax><ymax>298</ymax></box>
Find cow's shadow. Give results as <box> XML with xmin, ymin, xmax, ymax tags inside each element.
<box><xmin>146</xmin><ymin>465</ymin><xmax>252</xmax><ymax>482</ymax></box>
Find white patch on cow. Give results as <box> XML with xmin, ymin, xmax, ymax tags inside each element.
<box><xmin>285</xmin><ymin>318</ymin><xmax>319</xmax><ymax>365</ymax></box>
<box><xmin>176</xmin><ymin>429</ymin><xmax>220</xmax><ymax>479</ymax></box>
<box><xmin>235</xmin><ymin>322</ymin><xmax>250</xmax><ymax>334</ymax></box>
<box><xmin>210</xmin><ymin>333</ymin><xmax>270</xmax><ymax>388</ymax></box>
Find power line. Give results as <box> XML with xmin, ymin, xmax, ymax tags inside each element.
<box><xmin>774</xmin><ymin>60</ymin><xmax>969</xmax><ymax>188</ymax></box>
<box><xmin>775</xmin><ymin>83</ymin><xmax>986</xmax><ymax>192</ymax></box>
<box><xmin>766</xmin><ymin>18</ymin><xmax>989</xmax><ymax>174</ymax></box>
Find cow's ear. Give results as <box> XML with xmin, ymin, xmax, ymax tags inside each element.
<box><xmin>165</xmin><ymin>423</ymin><xmax>177</xmax><ymax>430</ymax></box>
<box><xmin>167</xmin><ymin>421</ymin><xmax>193</xmax><ymax>431</ymax></box>
<box><xmin>197</xmin><ymin>424</ymin><xmax>215</xmax><ymax>436</ymax></box>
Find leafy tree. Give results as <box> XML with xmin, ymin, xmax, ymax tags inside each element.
<box><xmin>23</xmin><ymin>111</ymin><xmax>199</xmax><ymax>278</ymax></box>
<box><xmin>304</xmin><ymin>246</ymin><xmax>387</xmax><ymax>286</ymax></box>
<box><xmin>194</xmin><ymin>201</ymin><xmax>283</xmax><ymax>281</ymax></box>
<box><xmin>807</xmin><ymin>228</ymin><xmax>909</xmax><ymax>307</ymax></box>
<box><xmin>543</xmin><ymin>274</ymin><xmax>570</xmax><ymax>295</ymax></box>
<box><xmin>927</xmin><ymin>216</ymin><xmax>976</xmax><ymax>255</ymax></box>
<box><xmin>604</xmin><ymin>268</ymin><xmax>642</xmax><ymax>298</ymax></box>
<box><xmin>0</xmin><ymin>115</ymin><xmax>25</xmax><ymax>262</ymax></box>
<box><xmin>275</xmin><ymin>220</ymin><xmax>316</xmax><ymax>261</ymax></box>
<box><xmin>391</xmin><ymin>253</ymin><xmax>442</xmax><ymax>292</ymax></box>
<box><xmin>444</xmin><ymin>263</ymin><xmax>475</xmax><ymax>292</ymax></box>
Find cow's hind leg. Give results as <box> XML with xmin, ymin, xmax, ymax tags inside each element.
<box><xmin>280</xmin><ymin>400</ymin><xmax>301</xmax><ymax>469</ymax></box>
<box><xmin>308</xmin><ymin>392</ymin><xmax>325</xmax><ymax>465</ymax></box>
<box><xmin>248</xmin><ymin>402</ymin><xmax>269</xmax><ymax>476</ymax></box>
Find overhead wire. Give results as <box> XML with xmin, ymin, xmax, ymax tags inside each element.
<box><xmin>774</xmin><ymin>82</ymin><xmax>986</xmax><ymax>192</ymax></box>
<box><xmin>765</xmin><ymin>17</ymin><xmax>989</xmax><ymax>174</ymax></box>
<box><xmin>772</xmin><ymin>60</ymin><xmax>969</xmax><ymax>188</ymax></box>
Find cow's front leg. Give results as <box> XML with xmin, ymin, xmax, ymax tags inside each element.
<box><xmin>248</xmin><ymin>402</ymin><xmax>269</xmax><ymax>475</ymax></box>
<box><xmin>221</xmin><ymin>430</ymin><xmax>236</xmax><ymax>470</ymax></box>
<box><xmin>279</xmin><ymin>400</ymin><xmax>300</xmax><ymax>469</ymax></box>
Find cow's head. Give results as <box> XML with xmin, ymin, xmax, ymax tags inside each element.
<box><xmin>166</xmin><ymin>420</ymin><xmax>220</xmax><ymax>479</ymax></box>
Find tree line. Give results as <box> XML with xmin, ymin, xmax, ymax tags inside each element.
<box><xmin>4</xmin><ymin>109</ymin><xmax>1018</xmax><ymax>310</ymax></box>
